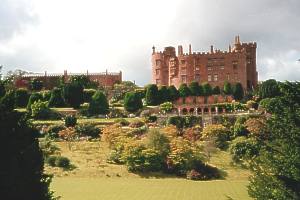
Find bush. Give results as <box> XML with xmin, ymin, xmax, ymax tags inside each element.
<box><xmin>46</xmin><ymin>156</ymin><xmax>57</xmax><ymax>167</ymax></box>
<box><xmin>124</xmin><ymin>92</ymin><xmax>143</xmax><ymax>113</ymax></box>
<box><xmin>83</xmin><ymin>89</ymin><xmax>96</xmax><ymax>103</ymax></box>
<box><xmin>233</xmin><ymin>116</ymin><xmax>249</xmax><ymax>138</ymax></box>
<box><xmin>55</xmin><ymin>156</ymin><xmax>70</xmax><ymax>168</ymax></box>
<box><xmin>246</xmin><ymin>100</ymin><xmax>258</xmax><ymax>110</ymax></box>
<box><xmin>75</xmin><ymin>123</ymin><xmax>101</xmax><ymax>138</ymax></box>
<box><xmin>146</xmin><ymin>129</ymin><xmax>170</xmax><ymax>158</ymax></box>
<box><xmin>48</xmin><ymin>88</ymin><xmax>65</xmax><ymax>107</ymax></box>
<box><xmin>129</xmin><ymin>119</ymin><xmax>145</xmax><ymax>128</ymax></box>
<box><xmin>159</xmin><ymin>102</ymin><xmax>173</xmax><ymax>113</ymax></box>
<box><xmin>27</xmin><ymin>92</ymin><xmax>43</xmax><ymax>110</ymax></box>
<box><xmin>114</xmin><ymin>118</ymin><xmax>130</xmax><ymax>126</ymax></box>
<box><xmin>146</xmin><ymin>115</ymin><xmax>157</xmax><ymax>123</ymax></box>
<box><xmin>31</xmin><ymin>100</ymin><xmax>52</xmax><ymax>119</ymax></box>
<box><xmin>88</xmin><ymin>91</ymin><xmax>109</xmax><ymax>115</ymax></box>
<box><xmin>15</xmin><ymin>88</ymin><xmax>29</xmax><ymax>107</ymax></box>
<box><xmin>40</xmin><ymin>90</ymin><xmax>51</xmax><ymax>101</ymax></box>
<box><xmin>65</xmin><ymin>115</ymin><xmax>77</xmax><ymax>127</ymax></box>
<box><xmin>167</xmin><ymin>116</ymin><xmax>186</xmax><ymax>129</ymax></box>
<box><xmin>63</xmin><ymin>83</ymin><xmax>84</xmax><ymax>108</ymax></box>
<box><xmin>46</xmin><ymin>124</ymin><xmax>66</xmax><ymax>138</ymax></box>
<box><xmin>201</xmin><ymin>124</ymin><xmax>230</xmax><ymax>150</ymax></box>
<box><xmin>230</xmin><ymin>136</ymin><xmax>260</xmax><ymax>165</ymax></box>
<box><xmin>187</xmin><ymin>161</ymin><xmax>221</xmax><ymax>180</ymax></box>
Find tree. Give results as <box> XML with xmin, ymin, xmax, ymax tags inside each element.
<box><xmin>30</xmin><ymin>78</ymin><xmax>43</xmax><ymax>91</ymax></box>
<box><xmin>232</xmin><ymin>82</ymin><xmax>244</xmax><ymax>100</ymax></box>
<box><xmin>212</xmin><ymin>86</ymin><xmax>221</xmax><ymax>95</ymax></box>
<box><xmin>168</xmin><ymin>85</ymin><xmax>179</xmax><ymax>101</ymax></box>
<box><xmin>145</xmin><ymin>84</ymin><xmax>159</xmax><ymax>106</ymax></box>
<box><xmin>0</xmin><ymin>80</ymin><xmax>5</xmax><ymax>98</ymax></box>
<box><xmin>158</xmin><ymin>85</ymin><xmax>170</xmax><ymax>103</ymax></box>
<box><xmin>88</xmin><ymin>91</ymin><xmax>109</xmax><ymax>115</ymax></box>
<box><xmin>124</xmin><ymin>92</ymin><xmax>143</xmax><ymax>113</ymax></box>
<box><xmin>178</xmin><ymin>83</ymin><xmax>191</xmax><ymax>97</ymax></box>
<box><xmin>15</xmin><ymin>88</ymin><xmax>29</xmax><ymax>107</ymax></box>
<box><xmin>258</xmin><ymin>79</ymin><xmax>281</xmax><ymax>99</ymax></box>
<box><xmin>202</xmin><ymin>82</ymin><xmax>212</xmax><ymax>96</ymax></box>
<box><xmin>248</xmin><ymin>81</ymin><xmax>300</xmax><ymax>200</ymax></box>
<box><xmin>63</xmin><ymin>83</ymin><xmax>84</xmax><ymax>108</ymax></box>
<box><xmin>69</xmin><ymin>75</ymin><xmax>98</xmax><ymax>89</ymax></box>
<box><xmin>48</xmin><ymin>88</ymin><xmax>65</xmax><ymax>107</ymax></box>
<box><xmin>0</xmin><ymin>96</ymin><xmax>57</xmax><ymax>199</ymax></box>
<box><xmin>223</xmin><ymin>81</ymin><xmax>232</xmax><ymax>95</ymax></box>
<box><xmin>160</xmin><ymin>102</ymin><xmax>173</xmax><ymax>113</ymax></box>
<box><xmin>27</xmin><ymin>92</ymin><xmax>43</xmax><ymax>110</ymax></box>
<box><xmin>189</xmin><ymin>81</ymin><xmax>202</xmax><ymax>96</ymax></box>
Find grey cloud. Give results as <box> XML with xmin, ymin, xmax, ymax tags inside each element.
<box><xmin>0</xmin><ymin>0</ymin><xmax>37</xmax><ymax>40</ymax></box>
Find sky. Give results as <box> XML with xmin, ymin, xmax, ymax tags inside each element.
<box><xmin>0</xmin><ymin>0</ymin><xmax>299</xmax><ymax>86</ymax></box>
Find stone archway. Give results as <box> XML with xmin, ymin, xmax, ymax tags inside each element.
<box><xmin>189</xmin><ymin>108</ymin><xmax>194</xmax><ymax>114</ymax></box>
<box><xmin>182</xmin><ymin>108</ymin><xmax>188</xmax><ymax>115</ymax></box>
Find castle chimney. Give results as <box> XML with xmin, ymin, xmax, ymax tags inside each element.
<box><xmin>210</xmin><ymin>45</ymin><xmax>214</xmax><ymax>53</ymax></box>
<box><xmin>152</xmin><ymin>46</ymin><xmax>156</xmax><ymax>54</ymax></box>
<box><xmin>178</xmin><ymin>45</ymin><xmax>183</xmax><ymax>55</ymax></box>
<box><xmin>237</xmin><ymin>35</ymin><xmax>240</xmax><ymax>44</ymax></box>
<box><xmin>44</xmin><ymin>71</ymin><xmax>47</xmax><ymax>76</ymax></box>
<box><xmin>229</xmin><ymin>45</ymin><xmax>232</xmax><ymax>52</ymax></box>
<box><xmin>189</xmin><ymin>44</ymin><xmax>192</xmax><ymax>54</ymax></box>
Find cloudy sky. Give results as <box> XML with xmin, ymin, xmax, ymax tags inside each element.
<box><xmin>0</xmin><ymin>0</ymin><xmax>299</xmax><ymax>85</ymax></box>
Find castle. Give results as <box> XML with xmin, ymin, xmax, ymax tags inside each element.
<box><xmin>151</xmin><ymin>36</ymin><xmax>258</xmax><ymax>90</ymax></box>
<box><xmin>15</xmin><ymin>70</ymin><xmax>122</xmax><ymax>89</ymax></box>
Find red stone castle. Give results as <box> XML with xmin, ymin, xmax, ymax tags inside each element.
<box><xmin>151</xmin><ymin>36</ymin><xmax>258</xmax><ymax>90</ymax></box>
<box><xmin>15</xmin><ymin>70</ymin><xmax>122</xmax><ymax>89</ymax></box>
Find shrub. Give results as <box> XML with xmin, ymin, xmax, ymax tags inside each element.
<box><xmin>233</xmin><ymin>116</ymin><xmax>249</xmax><ymax>138</ymax></box>
<box><xmin>167</xmin><ymin>116</ymin><xmax>185</xmax><ymax>129</ymax></box>
<box><xmin>39</xmin><ymin>136</ymin><xmax>60</xmax><ymax>158</ymax></box>
<box><xmin>201</xmin><ymin>124</ymin><xmax>230</xmax><ymax>150</ymax></box>
<box><xmin>232</xmin><ymin>82</ymin><xmax>244</xmax><ymax>100</ymax></box>
<box><xmin>146</xmin><ymin>129</ymin><xmax>170</xmax><ymax>158</ymax></box>
<box><xmin>185</xmin><ymin>116</ymin><xmax>200</xmax><ymax>127</ymax></box>
<box><xmin>245</xmin><ymin>117</ymin><xmax>268</xmax><ymax>139</ymax></box>
<box><xmin>31</xmin><ymin>100</ymin><xmax>52</xmax><ymax>119</ymax></box>
<box><xmin>124</xmin><ymin>92</ymin><xmax>143</xmax><ymax>113</ymax></box>
<box><xmin>230</xmin><ymin>136</ymin><xmax>260</xmax><ymax>165</ymax></box>
<box><xmin>187</xmin><ymin>161</ymin><xmax>221</xmax><ymax>180</ymax></box>
<box><xmin>65</xmin><ymin>115</ymin><xmax>77</xmax><ymax>127</ymax></box>
<box><xmin>145</xmin><ymin>84</ymin><xmax>159</xmax><ymax>106</ymax></box>
<box><xmin>83</xmin><ymin>89</ymin><xmax>96</xmax><ymax>103</ymax></box>
<box><xmin>40</xmin><ymin>90</ymin><xmax>51</xmax><ymax>101</ymax></box>
<box><xmin>30</xmin><ymin>78</ymin><xmax>43</xmax><ymax>91</ymax></box>
<box><xmin>88</xmin><ymin>91</ymin><xmax>109</xmax><ymax>115</ymax></box>
<box><xmin>46</xmin><ymin>156</ymin><xmax>57</xmax><ymax>167</ymax></box>
<box><xmin>0</xmin><ymin>90</ymin><xmax>15</xmax><ymax>111</ymax></box>
<box><xmin>46</xmin><ymin>124</ymin><xmax>66</xmax><ymax>138</ymax></box>
<box><xmin>129</xmin><ymin>119</ymin><xmax>145</xmax><ymax>128</ymax></box>
<box><xmin>63</xmin><ymin>82</ymin><xmax>84</xmax><ymax>108</ymax></box>
<box><xmin>114</xmin><ymin>118</ymin><xmax>130</xmax><ymax>126</ymax></box>
<box><xmin>75</xmin><ymin>123</ymin><xmax>101</xmax><ymax>138</ymax></box>
<box><xmin>159</xmin><ymin>102</ymin><xmax>173</xmax><ymax>113</ymax></box>
<box><xmin>48</xmin><ymin>88</ymin><xmax>65</xmax><ymax>107</ymax></box>
<box><xmin>183</xmin><ymin>127</ymin><xmax>201</xmax><ymax>142</ymax></box>
<box><xmin>27</xmin><ymin>92</ymin><xmax>43</xmax><ymax>110</ymax></box>
<box><xmin>55</xmin><ymin>156</ymin><xmax>70</xmax><ymax>168</ymax></box>
<box><xmin>146</xmin><ymin>115</ymin><xmax>157</xmax><ymax>123</ymax></box>
<box><xmin>246</xmin><ymin>100</ymin><xmax>258</xmax><ymax>110</ymax></box>
<box><xmin>15</xmin><ymin>88</ymin><xmax>29</xmax><ymax>107</ymax></box>
<box><xmin>178</xmin><ymin>83</ymin><xmax>191</xmax><ymax>97</ymax></box>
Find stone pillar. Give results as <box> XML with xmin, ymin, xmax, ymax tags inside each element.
<box><xmin>195</xmin><ymin>108</ymin><xmax>198</xmax><ymax>116</ymax></box>
<box><xmin>209</xmin><ymin>107</ymin><xmax>212</xmax><ymax>115</ymax></box>
<box><xmin>178</xmin><ymin>108</ymin><xmax>181</xmax><ymax>116</ymax></box>
<box><xmin>201</xmin><ymin>108</ymin><xmax>204</xmax><ymax>116</ymax></box>
<box><xmin>223</xmin><ymin>108</ymin><xmax>226</xmax><ymax>113</ymax></box>
<box><xmin>215</xmin><ymin>106</ymin><xmax>218</xmax><ymax>114</ymax></box>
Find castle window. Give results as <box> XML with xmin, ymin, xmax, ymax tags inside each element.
<box><xmin>181</xmin><ymin>75</ymin><xmax>187</xmax><ymax>83</ymax></box>
<box><xmin>156</xmin><ymin>60</ymin><xmax>161</xmax><ymax>66</ymax></box>
<box><xmin>195</xmin><ymin>66</ymin><xmax>200</xmax><ymax>71</ymax></box>
<box><xmin>181</xmin><ymin>60</ymin><xmax>186</xmax><ymax>65</ymax></box>
<box><xmin>227</xmin><ymin>73</ymin><xmax>230</xmax><ymax>80</ymax></box>
<box><xmin>232</xmin><ymin>60</ymin><xmax>238</xmax><ymax>70</ymax></box>
<box><xmin>156</xmin><ymin>79</ymin><xmax>161</xmax><ymax>84</ymax></box>
<box><xmin>214</xmin><ymin>74</ymin><xmax>218</xmax><ymax>81</ymax></box>
<box><xmin>208</xmin><ymin>75</ymin><xmax>212</xmax><ymax>82</ymax></box>
<box><xmin>220</xmin><ymin>65</ymin><xmax>224</xmax><ymax>70</ymax></box>
<box><xmin>155</xmin><ymin>69</ymin><xmax>160</xmax><ymax>75</ymax></box>
<box><xmin>207</xmin><ymin>67</ymin><xmax>212</xmax><ymax>71</ymax></box>
<box><xmin>195</xmin><ymin>74</ymin><xmax>200</xmax><ymax>82</ymax></box>
<box><xmin>234</xmin><ymin>73</ymin><xmax>238</xmax><ymax>80</ymax></box>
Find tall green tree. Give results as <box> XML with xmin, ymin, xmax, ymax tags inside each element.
<box><xmin>258</xmin><ymin>79</ymin><xmax>281</xmax><ymax>99</ymax></box>
<box><xmin>0</xmin><ymin>96</ymin><xmax>57</xmax><ymax>200</ymax></box>
<box><xmin>178</xmin><ymin>83</ymin><xmax>191</xmax><ymax>97</ymax></box>
<box><xmin>88</xmin><ymin>91</ymin><xmax>109</xmax><ymax>115</ymax></box>
<box><xmin>15</xmin><ymin>88</ymin><xmax>29</xmax><ymax>108</ymax></box>
<box><xmin>232</xmin><ymin>82</ymin><xmax>244</xmax><ymax>100</ymax></box>
<box><xmin>202</xmin><ymin>82</ymin><xmax>212</xmax><ymax>96</ymax></box>
<box><xmin>212</xmin><ymin>86</ymin><xmax>221</xmax><ymax>95</ymax></box>
<box><xmin>27</xmin><ymin>92</ymin><xmax>43</xmax><ymax>110</ymax></box>
<box><xmin>63</xmin><ymin>83</ymin><xmax>84</xmax><ymax>108</ymax></box>
<box><xmin>0</xmin><ymin>80</ymin><xmax>6</xmax><ymax>98</ymax></box>
<box><xmin>168</xmin><ymin>85</ymin><xmax>179</xmax><ymax>101</ymax></box>
<box><xmin>248</xmin><ymin>81</ymin><xmax>300</xmax><ymax>200</ymax></box>
<box><xmin>223</xmin><ymin>81</ymin><xmax>232</xmax><ymax>95</ymax></box>
<box><xmin>48</xmin><ymin>88</ymin><xmax>65</xmax><ymax>108</ymax></box>
<box><xmin>158</xmin><ymin>86</ymin><xmax>170</xmax><ymax>103</ymax></box>
<box><xmin>189</xmin><ymin>81</ymin><xmax>202</xmax><ymax>96</ymax></box>
<box><xmin>145</xmin><ymin>84</ymin><xmax>159</xmax><ymax>106</ymax></box>
<box><xmin>124</xmin><ymin>92</ymin><xmax>143</xmax><ymax>113</ymax></box>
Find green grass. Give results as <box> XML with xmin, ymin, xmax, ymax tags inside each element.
<box><xmin>48</xmin><ymin>142</ymin><xmax>252</xmax><ymax>199</ymax></box>
<box><xmin>52</xmin><ymin>178</ymin><xmax>251</xmax><ymax>200</ymax></box>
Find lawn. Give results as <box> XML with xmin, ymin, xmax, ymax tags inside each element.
<box><xmin>48</xmin><ymin>142</ymin><xmax>252</xmax><ymax>199</ymax></box>
<box><xmin>52</xmin><ymin>178</ymin><xmax>251</xmax><ymax>200</ymax></box>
